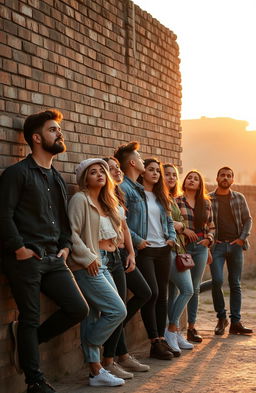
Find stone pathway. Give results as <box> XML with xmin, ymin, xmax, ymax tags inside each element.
<box><xmin>54</xmin><ymin>279</ymin><xmax>256</xmax><ymax>393</ymax></box>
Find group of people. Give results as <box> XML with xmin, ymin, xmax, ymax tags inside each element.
<box><xmin>0</xmin><ymin>109</ymin><xmax>253</xmax><ymax>393</ymax></box>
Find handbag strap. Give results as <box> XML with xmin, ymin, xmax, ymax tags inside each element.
<box><xmin>175</xmin><ymin>233</ymin><xmax>187</xmax><ymax>254</ymax></box>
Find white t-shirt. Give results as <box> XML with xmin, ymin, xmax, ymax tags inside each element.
<box><xmin>145</xmin><ymin>191</ymin><xmax>166</xmax><ymax>247</ymax></box>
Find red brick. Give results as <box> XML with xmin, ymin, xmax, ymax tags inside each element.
<box><xmin>0</xmin><ymin>72</ymin><xmax>11</xmax><ymax>85</ymax></box>
<box><xmin>5</xmin><ymin>101</ymin><xmax>19</xmax><ymax>113</ymax></box>
<box><xmin>0</xmin><ymin>44</ymin><xmax>12</xmax><ymax>58</ymax></box>
<box><xmin>21</xmin><ymin>4</ymin><xmax>33</xmax><ymax>17</ymax></box>
<box><xmin>18</xmin><ymin>89</ymin><xmax>31</xmax><ymax>101</ymax></box>
<box><xmin>18</xmin><ymin>64</ymin><xmax>32</xmax><ymax>77</ymax></box>
<box><xmin>11</xmin><ymin>75</ymin><xmax>25</xmax><ymax>88</ymax></box>
<box><xmin>12</xmin><ymin>12</ymin><xmax>26</xmax><ymax>27</ymax></box>
<box><xmin>26</xmin><ymin>79</ymin><xmax>39</xmax><ymax>91</ymax></box>
<box><xmin>7</xmin><ymin>35</ymin><xmax>22</xmax><ymax>50</ymax></box>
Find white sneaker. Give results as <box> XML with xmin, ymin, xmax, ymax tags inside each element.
<box><xmin>177</xmin><ymin>332</ymin><xmax>194</xmax><ymax>349</ymax></box>
<box><xmin>89</xmin><ymin>368</ymin><xmax>125</xmax><ymax>387</ymax></box>
<box><xmin>164</xmin><ymin>329</ymin><xmax>181</xmax><ymax>353</ymax></box>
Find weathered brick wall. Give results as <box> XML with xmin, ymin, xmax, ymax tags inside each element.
<box><xmin>0</xmin><ymin>0</ymin><xmax>182</xmax><ymax>391</ymax></box>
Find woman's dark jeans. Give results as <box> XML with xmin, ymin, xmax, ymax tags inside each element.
<box><xmin>136</xmin><ymin>245</ymin><xmax>171</xmax><ymax>339</ymax></box>
<box><xmin>103</xmin><ymin>249</ymin><xmax>151</xmax><ymax>357</ymax></box>
<box><xmin>3</xmin><ymin>254</ymin><xmax>89</xmax><ymax>385</ymax></box>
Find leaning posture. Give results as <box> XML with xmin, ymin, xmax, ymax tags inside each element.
<box><xmin>0</xmin><ymin>110</ymin><xmax>88</xmax><ymax>393</ymax></box>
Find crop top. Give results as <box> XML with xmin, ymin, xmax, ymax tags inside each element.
<box><xmin>98</xmin><ymin>205</ymin><xmax>125</xmax><ymax>242</ymax></box>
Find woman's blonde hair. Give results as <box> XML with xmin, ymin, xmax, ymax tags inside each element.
<box><xmin>79</xmin><ymin>163</ymin><xmax>123</xmax><ymax>241</ymax></box>
<box><xmin>163</xmin><ymin>163</ymin><xmax>182</xmax><ymax>198</ymax></box>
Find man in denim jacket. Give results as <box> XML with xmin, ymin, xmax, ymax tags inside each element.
<box><xmin>115</xmin><ymin>142</ymin><xmax>148</xmax><ymax>250</ymax></box>
<box><xmin>0</xmin><ymin>109</ymin><xmax>88</xmax><ymax>393</ymax></box>
<box><xmin>114</xmin><ymin>142</ymin><xmax>176</xmax><ymax>361</ymax></box>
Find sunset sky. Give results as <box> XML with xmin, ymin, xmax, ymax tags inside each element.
<box><xmin>133</xmin><ymin>0</ymin><xmax>256</xmax><ymax>131</ymax></box>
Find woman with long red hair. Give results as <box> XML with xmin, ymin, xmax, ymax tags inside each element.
<box><xmin>176</xmin><ymin>170</ymin><xmax>215</xmax><ymax>343</ymax></box>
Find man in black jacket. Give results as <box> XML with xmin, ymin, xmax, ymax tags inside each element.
<box><xmin>0</xmin><ymin>109</ymin><xmax>89</xmax><ymax>393</ymax></box>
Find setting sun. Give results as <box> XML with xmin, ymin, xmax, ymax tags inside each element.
<box><xmin>133</xmin><ymin>0</ymin><xmax>256</xmax><ymax>131</ymax></box>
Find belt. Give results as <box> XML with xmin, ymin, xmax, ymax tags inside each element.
<box><xmin>216</xmin><ymin>240</ymin><xmax>234</xmax><ymax>243</ymax></box>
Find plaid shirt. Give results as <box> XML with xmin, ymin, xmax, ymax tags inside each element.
<box><xmin>176</xmin><ymin>195</ymin><xmax>215</xmax><ymax>239</ymax></box>
<box><xmin>209</xmin><ymin>189</ymin><xmax>252</xmax><ymax>250</ymax></box>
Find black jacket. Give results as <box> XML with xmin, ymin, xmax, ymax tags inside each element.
<box><xmin>0</xmin><ymin>154</ymin><xmax>72</xmax><ymax>257</ymax></box>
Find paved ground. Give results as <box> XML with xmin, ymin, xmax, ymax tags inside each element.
<box><xmin>54</xmin><ymin>278</ymin><xmax>256</xmax><ymax>393</ymax></box>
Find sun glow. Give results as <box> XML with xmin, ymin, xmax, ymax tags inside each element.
<box><xmin>133</xmin><ymin>0</ymin><xmax>256</xmax><ymax>129</ymax></box>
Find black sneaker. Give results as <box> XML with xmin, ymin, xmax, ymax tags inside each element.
<box><xmin>150</xmin><ymin>339</ymin><xmax>173</xmax><ymax>360</ymax></box>
<box><xmin>27</xmin><ymin>379</ymin><xmax>56</xmax><ymax>393</ymax></box>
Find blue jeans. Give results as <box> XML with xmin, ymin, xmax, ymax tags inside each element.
<box><xmin>168</xmin><ymin>253</ymin><xmax>194</xmax><ymax>327</ymax></box>
<box><xmin>73</xmin><ymin>251</ymin><xmax>127</xmax><ymax>363</ymax></box>
<box><xmin>186</xmin><ymin>240</ymin><xmax>208</xmax><ymax>324</ymax></box>
<box><xmin>210</xmin><ymin>242</ymin><xmax>243</xmax><ymax>322</ymax></box>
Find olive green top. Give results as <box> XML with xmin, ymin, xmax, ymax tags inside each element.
<box><xmin>171</xmin><ymin>198</ymin><xmax>186</xmax><ymax>254</ymax></box>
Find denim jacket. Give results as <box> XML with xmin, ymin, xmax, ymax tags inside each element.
<box><xmin>120</xmin><ymin>176</ymin><xmax>176</xmax><ymax>249</ymax></box>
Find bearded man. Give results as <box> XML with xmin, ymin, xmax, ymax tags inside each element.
<box><xmin>0</xmin><ymin>109</ymin><xmax>88</xmax><ymax>393</ymax></box>
<box><xmin>209</xmin><ymin>167</ymin><xmax>253</xmax><ymax>336</ymax></box>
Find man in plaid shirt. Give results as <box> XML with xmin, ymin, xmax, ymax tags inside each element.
<box><xmin>209</xmin><ymin>167</ymin><xmax>253</xmax><ymax>336</ymax></box>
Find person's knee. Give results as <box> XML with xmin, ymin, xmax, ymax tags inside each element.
<box><xmin>140</xmin><ymin>285</ymin><xmax>152</xmax><ymax>303</ymax></box>
<box><xmin>182</xmin><ymin>287</ymin><xmax>194</xmax><ymax>298</ymax></box>
<box><xmin>114</xmin><ymin>301</ymin><xmax>127</xmax><ymax>324</ymax></box>
<box><xmin>212</xmin><ymin>278</ymin><xmax>224</xmax><ymax>288</ymax></box>
<box><xmin>71</xmin><ymin>300</ymin><xmax>90</xmax><ymax>323</ymax></box>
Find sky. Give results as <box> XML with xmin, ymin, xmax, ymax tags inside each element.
<box><xmin>133</xmin><ymin>0</ymin><xmax>256</xmax><ymax>130</ymax></box>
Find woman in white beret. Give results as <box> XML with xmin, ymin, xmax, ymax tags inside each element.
<box><xmin>68</xmin><ymin>158</ymin><xmax>127</xmax><ymax>387</ymax></box>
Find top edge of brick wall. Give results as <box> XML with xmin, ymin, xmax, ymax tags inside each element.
<box><xmin>132</xmin><ymin>2</ymin><xmax>177</xmax><ymax>40</ymax></box>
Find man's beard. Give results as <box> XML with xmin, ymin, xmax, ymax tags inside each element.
<box><xmin>218</xmin><ymin>180</ymin><xmax>230</xmax><ymax>189</ymax></box>
<box><xmin>41</xmin><ymin>136</ymin><xmax>66</xmax><ymax>154</ymax></box>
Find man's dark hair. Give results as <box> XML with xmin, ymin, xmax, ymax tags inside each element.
<box><xmin>23</xmin><ymin>109</ymin><xmax>63</xmax><ymax>148</ymax></box>
<box><xmin>114</xmin><ymin>141</ymin><xmax>139</xmax><ymax>172</ymax></box>
<box><xmin>217</xmin><ymin>166</ymin><xmax>234</xmax><ymax>177</ymax></box>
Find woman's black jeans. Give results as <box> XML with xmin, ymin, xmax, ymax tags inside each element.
<box><xmin>3</xmin><ymin>254</ymin><xmax>89</xmax><ymax>385</ymax></box>
<box><xmin>136</xmin><ymin>245</ymin><xmax>171</xmax><ymax>339</ymax></box>
<box><xmin>103</xmin><ymin>249</ymin><xmax>151</xmax><ymax>357</ymax></box>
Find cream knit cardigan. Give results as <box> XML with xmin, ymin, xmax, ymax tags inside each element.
<box><xmin>68</xmin><ymin>191</ymin><xmax>120</xmax><ymax>270</ymax></box>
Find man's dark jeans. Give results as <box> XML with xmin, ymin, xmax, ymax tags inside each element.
<box><xmin>3</xmin><ymin>254</ymin><xmax>89</xmax><ymax>385</ymax></box>
<box><xmin>210</xmin><ymin>242</ymin><xmax>243</xmax><ymax>322</ymax></box>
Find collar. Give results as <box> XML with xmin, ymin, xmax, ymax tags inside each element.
<box><xmin>123</xmin><ymin>175</ymin><xmax>144</xmax><ymax>191</ymax></box>
<box><xmin>211</xmin><ymin>189</ymin><xmax>235</xmax><ymax>199</ymax></box>
<box><xmin>26</xmin><ymin>154</ymin><xmax>59</xmax><ymax>177</ymax></box>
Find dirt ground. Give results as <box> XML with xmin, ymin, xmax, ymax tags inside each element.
<box><xmin>54</xmin><ymin>278</ymin><xmax>256</xmax><ymax>393</ymax></box>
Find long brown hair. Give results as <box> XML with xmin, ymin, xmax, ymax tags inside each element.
<box><xmin>79</xmin><ymin>163</ymin><xmax>122</xmax><ymax>238</ymax></box>
<box><xmin>163</xmin><ymin>163</ymin><xmax>182</xmax><ymax>198</ymax></box>
<box><xmin>182</xmin><ymin>170</ymin><xmax>209</xmax><ymax>231</ymax></box>
<box><xmin>138</xmin><ymin>158</ymin><xmax>172</xmax><ymax>214</ymax></box>
<box><xmin>103</xmin><ymin>156</ymin><xmax>126</xmax><ymax>210</ymax></box>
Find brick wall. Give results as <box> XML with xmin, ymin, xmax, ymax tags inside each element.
<box><xmin>0</xmin><ymin>0</ymin><xmax>182</xmax><ymax>391</ymax></box>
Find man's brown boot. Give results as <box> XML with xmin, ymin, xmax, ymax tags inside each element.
<box><xmin>214</xmin><ymin>318</ymin><xmax>229</xmax><ymax>335</ymax></box>
<box><xmin>229</xmin><ymin>321</ymin><xmax>253</xmax><ymax>335</ymax></box>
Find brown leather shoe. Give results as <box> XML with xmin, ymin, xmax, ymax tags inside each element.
<box><xmin>161</xmin><ymin>339</ymin><xmax>181</xmax><ymax>358</ymax></box>
<box><xmin>214</xmin><ymin>318</ymin><xmax>229</xmax><ymax>335</ymax></box>
<box><xmin>187</xmin><ymin>328</ymin><xmax>203</xmax><ymax>343</ymax></box>
<box><xmin>229</xmin><ymin>321</ymin><xmax>253</xmax><ymax>335</ymax></box>
<box><xmin>150</xmin><ymin>340</ymin><xmax>174</xmax><ymax>360</ymax></box>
